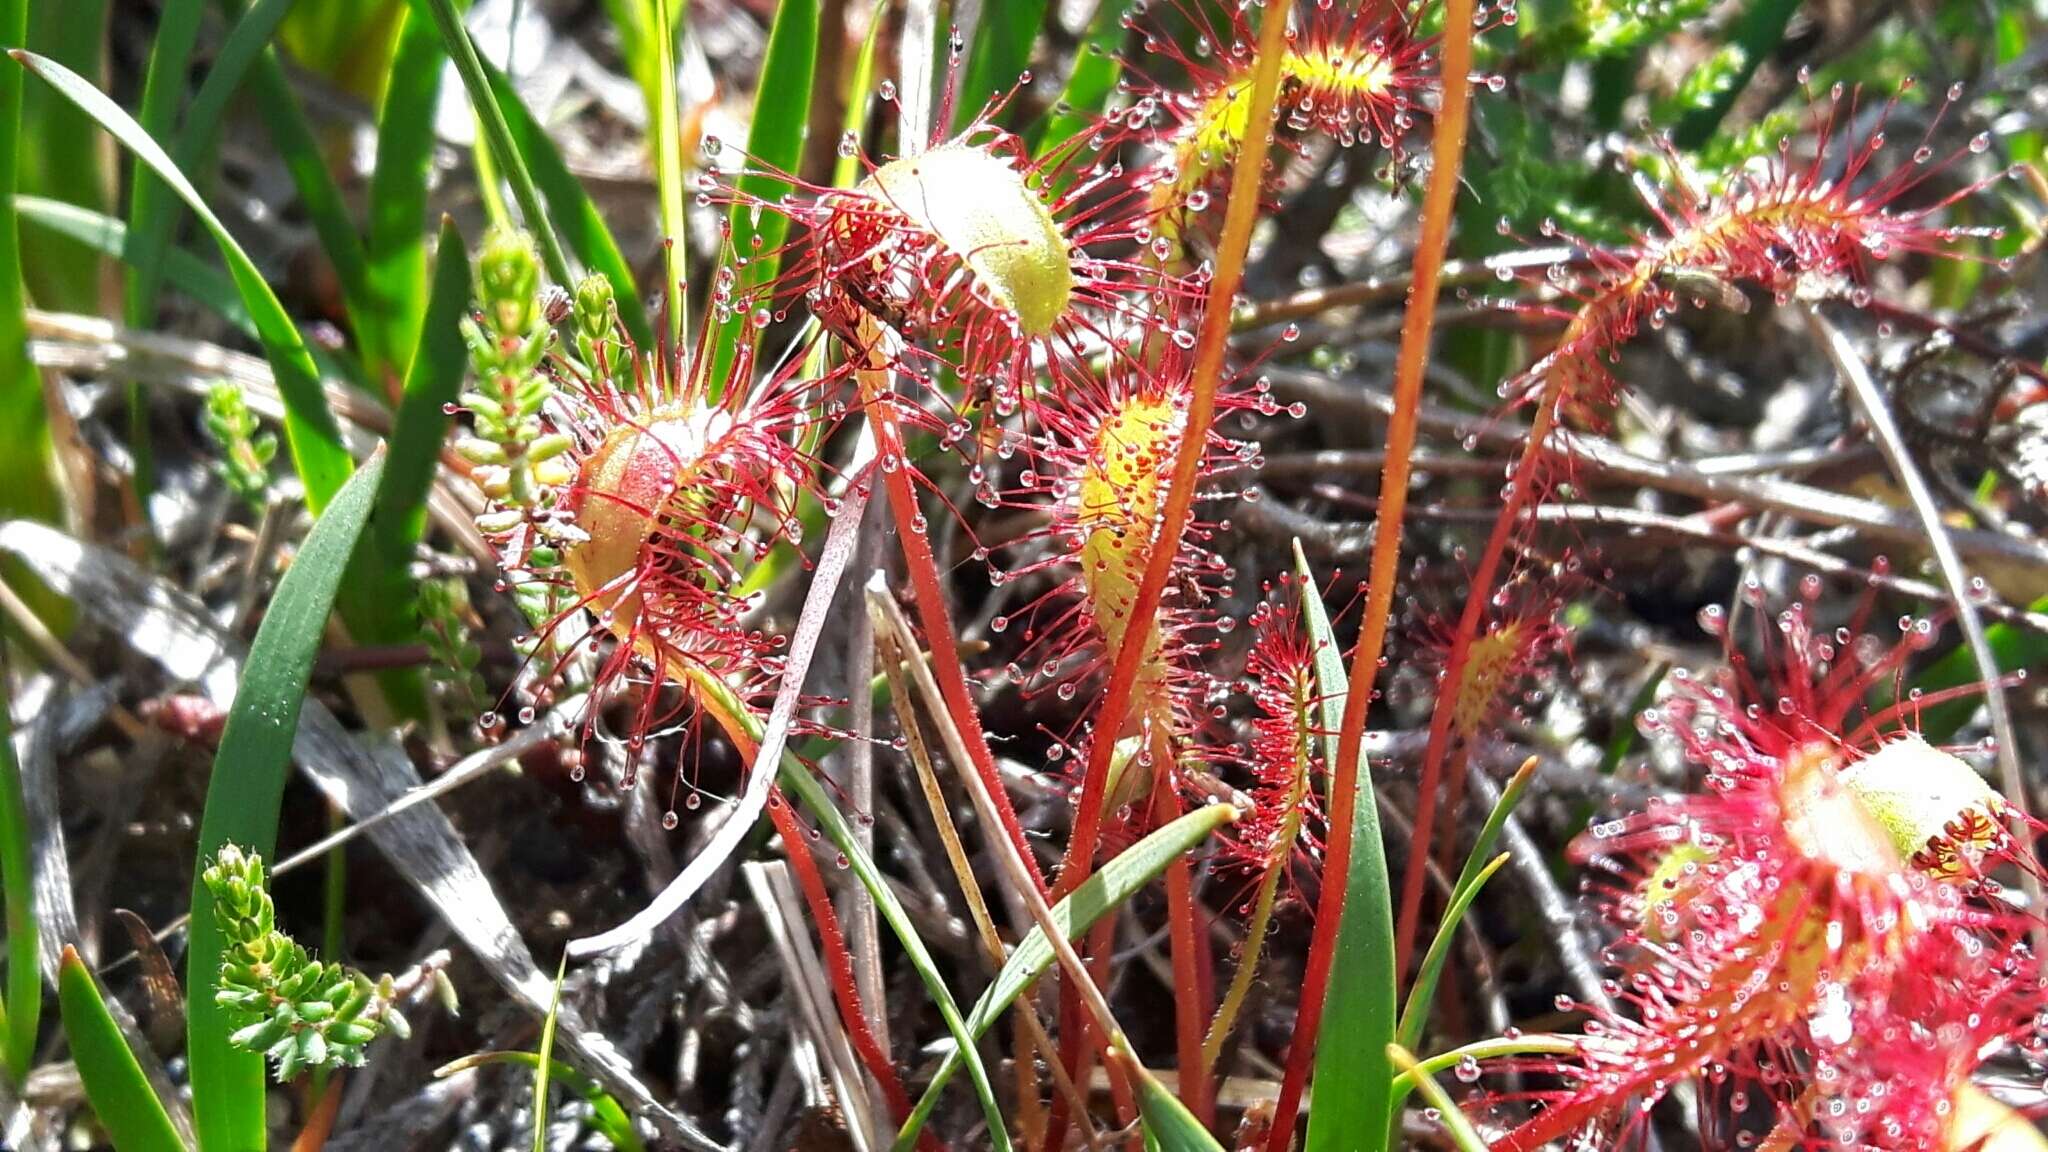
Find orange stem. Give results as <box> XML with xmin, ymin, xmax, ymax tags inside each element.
<box><xmin>1262</xmin><ymin>0</ymin><xmax>1478</xmax><ymax>1146</ymax></box>
<box><xmin>1040</xmin><ymin>5</ymin><xmax>1293</xmax><ymax>1144</ymax></box>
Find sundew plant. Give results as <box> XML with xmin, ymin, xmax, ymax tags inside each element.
<box><xmin>0</xmin><ymin>1</ymin><xmax>2044</xmax><ymax>1151</ymax></box>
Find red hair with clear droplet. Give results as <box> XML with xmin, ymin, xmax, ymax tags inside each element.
<box><xmin>1478</xmin><ymin>595</ymin><xmax>2046</xmax><ymax>1151</ymax></box>
<box><xmin>478</xmin><ymin>289</ymin><xmax>840</xmax><ymax>811</ymax></box>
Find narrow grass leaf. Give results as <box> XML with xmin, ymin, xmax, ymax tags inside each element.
<box><xmin>185</xmin><ymin>455</ymin><xmax>386</xmax><ymax>1152</ymax></box>
<box><xmin>830</xmin><ymin>0</ymin><xmax>890</xmax><ymax>190</ymax></box>
<box><xmin>1292</xmin><ymin>539</ymin><xmax>1397</xmax><ymax>1152</ymax></box>
<box><xmin>14</xmin><ymin>196</ymin><xmax>358</xmax><ymax>386</ymax></box>
<box><xmin>414</xmin><ymin>0</ymin><xmax>572</xmax><ymax>289</ymax></box>
<box><xmin>1030</xmin><ymin>0</ymin><xmax>1131</xmax><ymax>158</ymax></box>
<box><xmin>122</xmin><ymin>0</ymin><xmax>203</xmax><ymax>325</ymax></box>
<box><xmin>0</xmin><ymin>0</ymin><xmax>63</xmax><ymax>618</ymax></box>
<box><xmin>126</xmin><ymin>0</ymin><xmax>297</xmax><ymax>343</ymax></box>
<box><xmin>530</xmin><ymin>953</ymin><xmax>566</xmax><ymax>1152</ymax></box>
<box><xmin>372</xmin><ymin>218</ymin><xmax>470</xmax><ymax>558</ymax></box>
<box><xmin>1395</xmin><ymin>758</ymin><xmax>1535</xmax><ymax>1053</ymax></box>
<box><xmin>20</xmin><ymin>196</ymin><xmax>250</xmax><ymax>328</ymax></box>
<box><xmin>1386</xmin><ymin>1045</ymin><xmax>1490</xmax><ymax>1152</ymax></box>
<box><xmin>438</xmin><ymin>1051</ymin><xmax>646</xmax><ymax>1152</ymax></box>
<box><xmin>243</xmin><ymin>50</ymin><xmax>377</xmax><ymax>364</ymax></box>
<box><xmin>0</xmin><ymin>663</ymin><xmax>36</xmax><ymax>1082</ymax></box>
<box><xmin>709</xmin><ymin>0</ymin><xmax>816</xmax><ymax>394</ymax></box>
<box><xmin>1394</xmin><ymin>853</ymin><xmax>1507</xmax><ymax>1069</ymax></box>
<box><xmin>57</xmin><ymin>947</ymin><xmax>185</xmax><ymax>1152</ymax></box>
<box><xmin>477</xmin><ymin>60</ymin><xmax>652</xmax><ymax>349</ymax></box>
<box><xmin>956</xmin><ymin>0</ymin><xmax>1046</xmax><ymax>131</ymax></box>
<box><xmin>650</xmin><ymin>0</ymin><xmax>685</xmax><ymax>349</ymax></box>
<box><xmin>1134</xmin><ymin>1066</ymin><xmax>1228</xmax><ymax>1152</ymax></box>
<box><xmin>894</xmin><ymin>804</ymin><xmax>1238</xmax><ymax>1151</ymax></box>
<box><xmin>364</xmin><ymin>3</ymin><xmax>448</xmax><ymax>382</ymax></box>
<box><xmin>14</xmin><ymin>50</ymin><xmax>353</xmax><ymax>511</ymax></box>
<box><xmin>17</xmin><ymin>0</ymin><xmax>111</xmax><ymax>314</ymax></box>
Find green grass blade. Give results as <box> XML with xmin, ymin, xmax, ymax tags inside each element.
<box><xmin>477</xmin><ymin>59</ymin><xmax>652</xmax><ymax>349</ymax></box>
<box><xmin>185</xmin><ymin>454</ymin><xmax>386</xmax><ymax>1152</ymax></box>
<box><xmin>956</xmin><ymin>0</ymin><xmax>1046</xmax><ymax>130</ymax></box>
<box><xmin>1134</xmin><ymin>1066</ymin><xmax>1228</xmax><ymax>1152</ymax></box>
<box><xmin>1395</xmin><ymin>758</ymin><xmax>1534</xmax><ymax>1055</ymax></box>
<box><xmin>530</xmin><ymin>953</ymin><xmax>565</xmax><ymax>1152</ymax></box>
<box><xmin>1394</xmin><ymin>854</ymin><xmax>1507</xmax><ymax>1064</ymax></box>
<box><xmin>20</xmin><ymin>196</ymin><xmax>247</xmax><ymax>325</ymax></box>
<box><xmin>372</xmin><ymin>218</ymin><xmax>470</xmax><ymax>558</ymax></box>
<box><xmin>707</xmin><ymin>0</ymin><xmax>816</xmax><ymax>395</ymax></box>
<box><xmin>14</xmin><ymin>50</ymin><xmax>354</xmax><ymax>513</ymax></box>
<box><xmin>413</xmin><ymin>0</ymin><xmax>571</xmax><ymax>289</ymax></box>
<box><xmin>1386</xmin><ymin>1045</ymin><xmax>1489</xmax><ymax>1152</ymax></box>
<box><xmin>127</xmin><ymin>0</ymin><xmax>296</xmax><ymax>332</ymax></box>
<box><xmin>650</xmin><ymin>0</ymin><xmax>685</xmax><ymax>350</ymax></box>
<box><xmin>829</xmin><ymin>0</ymin><xmax>889</xmax><ymax>190</ymax></box>
<box><xmin>18</xmin><ymin>0</ymin><xmax>110</xmax><ymax>314</ymax></box>
<box><xmin>363</xmin><ymin>2</ymin><xmax>447</xmax><ymax>383</ymax></box>
<box><xmin>1292</xmin><ymin>540</ymin><xmax>1397</xmax><ymax>1152</ymax></box>
<box><xmin>1030</xmin><ymin>0</ymin><xmax>1130</xmax><ymax>158</ymax></box>
<box><xmin>122</xmin><ymin>0</ymin><xmax>204</xmax><ymax>326</ymax></box>
<box><xmin>14</xmin><ymin>196</ymin><xmax>359</xmax><ymax>386</ymax></box>
<box><xmin>893</xmin><ymin>804</ymin><xmax>1238</xmax><ymax>1151</ymax></box>
<box><xmin>599</xmin><ymin>0</ymin><xmax>655</xmax><ymax>120</ymax></box>
<box><xmin>0</xmin><ymin>663</ymin><xmax>36</xmax><ymax>1082</ymax></box>
<box><xmin>438</xmin><ymin>1051</ymin><xmax>646</xmax><ymax>1152</ymax></box>
<box><xmin>243</xmin><ymin>49</ymin><xmax>376</xmax><ymax>368</ymax></box>
<box><xmin>0</xmin><ymin>0</ymin><xmax>60</xmax><ymax>548</ymax></box>
<box><xmin>57</xmin><ymin>947</ymin><xmax>185</xmax><ymax>1152</ymax></box>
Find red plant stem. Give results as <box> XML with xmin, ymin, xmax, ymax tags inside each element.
<box><xmin>764</xmin><ymin>794</ymin><xmax>930</xmax><ymax>1140</ymax></box>
<box><xmin>693</xmin><ymin>686</ymin><xmax>932</xmax><ymax>1148</ymax></box>
<box><xmin>1262</xmin><ymin>0</ymin><xmax>1477</xmax><ymax>1146</ymax></box>
<box><xmin>1395</xmin><ymin>396</ymin><xmax>1557</xmax><ymax>973</ymax></box>
<box><xmin>855</xmin><ymin>335</ymin><xmax>1049</xmax><ymax>897</ymax></box>
<box><xmin>1153</xmin><ymin>748</ymin><xmax>1211</xmax><ymax>1127</ymax></box>
<box><xmin>1041</xmin><ymin>6</ymin><xmax>1293</xmax><ymax>1144</ymax></box>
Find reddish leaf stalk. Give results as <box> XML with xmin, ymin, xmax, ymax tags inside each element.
<box><xmin>1263</xmin><ymin>0</ymin><xmax>1477</xmax><ymax>1146</ymax></box>
<box><xmin>1151</xmin><ymin>737</ymin><xmax>1211</xmax><ymax>1126</ymax></box>
<box><xmin>853</xmin><ymin>324</ymin><xmax>1049</xmax><ymax>896</ymax></box>
<box><xmin>692</xmin><ymin>685</ymin><xmax>929</xmax><ymax>1145</ymax></box>
<box><xmin>1395</xmin><ymin>398</ymin><xmax>1557</xmax><ymax>973</ymax></box>
<box><xmin>1040</xmin><ymin>3</ymin><xmax>1294</xmax><ymax>1143</ymax></box>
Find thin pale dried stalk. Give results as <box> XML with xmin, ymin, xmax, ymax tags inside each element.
<box><xmin>851</xmin><ymin>316</ymin><xmax>1048</xmax><ymax>895</ymax></box>
<box><xmin>868</xmin><ymin>590</ymin><xmax>1093</xmax><ymax>1149</ymax></box>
